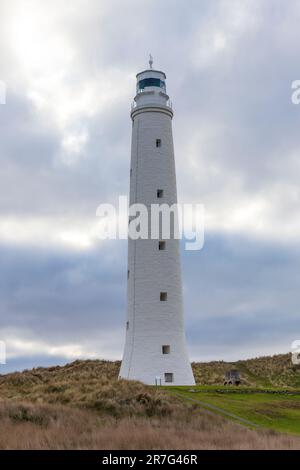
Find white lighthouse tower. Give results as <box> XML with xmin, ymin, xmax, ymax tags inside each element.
<box><xmin>119</xmin><ymin>58</ymin><xmax>195</xmax><ymax>386</ymax></box>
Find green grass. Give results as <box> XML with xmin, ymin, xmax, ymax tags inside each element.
<box><xmin>165</xmin><ymin>386</ymin><xmax>300</xmax><ymax>435</ymax></box>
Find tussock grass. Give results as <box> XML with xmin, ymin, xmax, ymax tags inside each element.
<box><xmin>0</xmin><ymin>356</ymin><xmax>299</xmax><ymax>449</ymax></box>
<box><xmin>0</xmin><ymin>360</ymin><xmax>177</xmax><ymax>419</ymax></box>
<box><xmin>0</xmin><ymin>401</ymin><xmax>299</xmax><ymax>450</ymax></box>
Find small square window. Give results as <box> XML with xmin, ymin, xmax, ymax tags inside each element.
<box><xmin>162</xmin><ymin>345</ymin><xmax>170</xmax><ymax>354</ymax></box>
<box><xmin>156</xmin><ymin>139</ymin><xmax>161</xmax><ymax>148</ymax></box>
<box><xmin>164</xmin><ymin>373</ymin><xmax>173</xmax><ymax>383</ymax></box>
<box><xmin>157</xmin><ymin>189</ymin><xmax>164</xmax><ymax>198</ymax></box>
<box><xmin>159</xmin><ymin>241</ymin><xmax>166</xmax><ymax>251</ymax></box>
<box><xmin>160</xmin><ymin>292</ymin><xmax>167</xmax><ymax>301</ymax></box>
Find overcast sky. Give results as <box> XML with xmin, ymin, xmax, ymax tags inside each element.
<box><xmin>1</xmin><ymin>0</ymin><xmax>300</xmax><ymax>372</ymax></box>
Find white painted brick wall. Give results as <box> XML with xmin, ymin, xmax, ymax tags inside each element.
<box><xmin>119</xmin><ymin>99</ymin><xmax>195</xmax><ymax>386</ymax></box>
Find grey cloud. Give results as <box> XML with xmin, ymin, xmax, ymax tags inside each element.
<box><xmin>0</xmin><ymin>0</ymin><xmax>300</xmax><ymax>369</ymax></box>
<box><xmin>0</xmin><ymin>233</ymin><xmax>299</xmax><ymax>369</ymax></box>
<box><xmin>0</xmin><ymin>241</ymin><xmax>127</xmax><ymax>338</ymax></box>
<box><xmin>183</xmin><ymin>233</ymin><xmax>300</xmax><ymax>360</ymax></box>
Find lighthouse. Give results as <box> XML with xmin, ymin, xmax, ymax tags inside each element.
<box><xmin>119</xmin><ymin>57</ymin><xmax>195</xmax><ymax>386</ymax></box>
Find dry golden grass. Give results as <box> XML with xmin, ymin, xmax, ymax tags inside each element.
<box><xmin>0</xmin><ymin>401</ymin><xmax>299</xmax><ymax>450</ymax></box>
<box><xmin>0</xmin><ymin>360</ymin><xmax>177</xmax><ymax>419</ymax></box>
<box><xmin>0</xmin><ymin>358</ymin><xmax>300</xmax><ymax>449</ymax></box>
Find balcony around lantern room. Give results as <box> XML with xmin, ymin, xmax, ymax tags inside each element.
<box><xmin>131</xmin><ymin>94</ymin><xmax>173</xmax><ymax>111</ymax></box>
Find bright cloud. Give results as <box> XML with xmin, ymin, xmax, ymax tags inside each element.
<box><xmin>1</xmin><ymin>0</ymin><xmax>300</xmax><ymax>369</ymax></box>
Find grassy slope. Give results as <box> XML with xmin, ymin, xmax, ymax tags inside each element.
<box><xmin>189</xmin><ymin>353</ymin><xmax>300</xmax><ymax>435</ymax></box>
<box><xmin>0</xmin><ymin>354</ymin><xmax>300</xmax><ymax>448</ymax></box>
<box><xmin>0</xmin><ymin>360</ymin><xmax>175</xmax><ymax>418</ymax></box>
<box><xmin>168</xmin><ymin>387</ymin><xmax>300</xmax><ymax>435</ymax></box>
<box><xmin>192</xmin><ymin>353</ymin><xmax>300</xmax><ymax>387</ymax></box>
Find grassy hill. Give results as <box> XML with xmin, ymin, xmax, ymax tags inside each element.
<box><xmin>192</xmin><ymin>353</ymin><xmax>300</xmax><ymax>387</ymax></box>
<box><xmin>0</xmin><ymin>354</ymin><xmax>299</xmax><ymax>449</ymax></box>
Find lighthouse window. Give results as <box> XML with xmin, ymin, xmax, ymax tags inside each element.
<box><xmin>126</xmin><ymin>321</ymin><xmax>129</xmax><ymax>330</ymax></box>
<box><xmin>162</xmin><ymin>345</ymin><xmax>170</xmax><ymax>354</ymax></box>
<box><xmin>156</xmin><ymin>139</ymin><xmax>161</xmax><ymax>148</ymax></box>
<box><xmin>157</xmin><ymin>189</ymin><xmax>164</xmax><ymax>198</ymax></box>
<box><xmin>160</xmin><ymin>292</ymin><xmax>167</xmax><ymax>301</ymax></box>
<box><xmin>164</xmin><ymin>373</ymin><xmax>173</xmax><ymax>383</ymax></box>
<box><xmin>127</xmin><ymin>269</ymin><xmax>130</xmax><ymax>279</ymax></box>
<box><xmin>159</xmin><ymin>241</ymin><xmax>166</xmax><ymax>251</ymax></box>
<box><xmin>138</xmin><ymin>78</ymin><xmax>165</xmax><ymax>91</ymax></box>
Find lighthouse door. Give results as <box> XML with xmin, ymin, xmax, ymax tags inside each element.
<box><xmin>155</xmin><ymin>376</ymin><xmax>162</xmax><ymax>386</ymax></box>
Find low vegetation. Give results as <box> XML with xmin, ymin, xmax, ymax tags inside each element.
<box><xmin>192</xmin><ymin>353</ymin><xmax>300</xmax><ymax>387</ymax></box>
<box><xmin>169</xmin><ymin>386</ymin><xmax>300</xmax><ymax>435</ymax></box>
<box><xmin>0</xmin><ymin>354</ymin><xmax>299</xmax><ymax>449</ymax></box>
<box><xmin>0</xmin><ymin>360</ymin><xmax>175</xmax><ymax>418</ymax></box>
<box><xmin>1</xmin><ymin>401</ymin><xmax>300</xmax><ymax>450</ymax></box>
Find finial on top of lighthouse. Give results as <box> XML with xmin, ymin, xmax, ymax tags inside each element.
<box><xmin>149</xmin><ymin>54</ymin><xmax>153</xmax><ymax>69</ymax></box>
